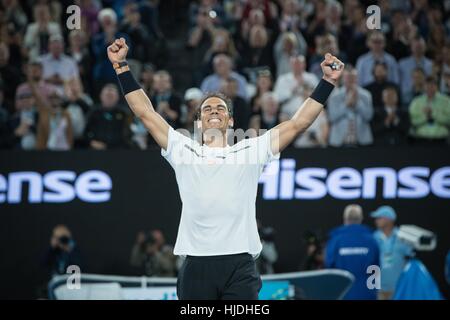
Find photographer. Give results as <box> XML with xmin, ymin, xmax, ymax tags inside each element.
<box><xmin>42</xmin><ymin>225</ymin><xmax>82</xmax><ymax>277</ymax></box>
<box><xmin>130</xmin><ymin>229</ymin><xmax>177</xmax><ymax>277</ymax></box>
<box><xmin>256</xmin><ymin>220</ymin><xmax>278</xmax><ymax>275</ymax></box>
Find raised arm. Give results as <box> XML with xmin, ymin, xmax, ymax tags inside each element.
<box><xmin>271</xmin><ymin>53</ymin><xmax>344</xmax><ymax>153</ymax></box>
<box><xmin>107</xmin><ymin>38</ymin><xmax>170</xmax><ymax>150</ymax></box>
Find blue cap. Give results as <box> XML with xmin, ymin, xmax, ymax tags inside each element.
<box><xmin>370</xmin><ymin>206</ymin><xmax>397</xmax><ymax>221</ymax></box>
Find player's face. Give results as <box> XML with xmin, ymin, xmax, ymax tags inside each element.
<box><xmin>200</xmin><ymin>97</ymin><xmax>232</xmax><ymax>133</ymax></box>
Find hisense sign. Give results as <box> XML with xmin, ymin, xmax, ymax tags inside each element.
<box><xmin>259</xmin><ymin>160</ymin><xmax>450</xmax><ymax>200</ymax></box>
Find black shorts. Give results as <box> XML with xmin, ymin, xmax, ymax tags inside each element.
<box><xmin>177</xmin><ymin>252</ymin><xmax>262</xmax><ymax>300</ymax></box>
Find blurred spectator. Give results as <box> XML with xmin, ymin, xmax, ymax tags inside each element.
<box><xmin>364</xmin><ymin>62</ymin><xmax>401</xmax><ymax>111</ymax></box>
<box><xmin>220</xmin><ymin>77</ymin><xmax>250</xmax><ymax>131</ymax></box>
<box><xmin>151</xmin><ymin>70</ymin><xmax>182</xmax><ymax>128</ymax></box>
<box><xmin>119</xmin><ymin>1</ymin><xmax>151</xmax><ymax>64</ymax></box>
<box><xmin>139</xmin><ymin>63</ymin><xmax>156</xmax><ymax>96</ymax></box>
<box><xmin>356</xmin><ymin>31</ymin><xmax>400</xmax><ymax>87</ymax></box>
<box><xmin>439</xmin><ymin>42</ymin><xmax>450</xmax><ymax>94</ymax></box>
<box><xmin>91</xmin><ymin>8</ymin><xmax>130</xmax><ymax>95</ymax></box>
<box><xmin>67</xmin><ymin>30</ymin><xmax>93</xmax><ymax>97</ymax></box>
<box><xmin>201</xmin><ymin>54</ymin><xmax>248</xmax><ymax>100</ymax></box>
<box><xmin>239</xmin><ymin>8</ymin><xmax>266</xmax><ymax>46</ymax></box>
<box><xmin>409</xmin><ymin>76</ymin><xmax>450</xmax><ymax>145</ymax></box>
<box><xmin>78</xmin><ymin>0</ymin><xmax>101</xmax><ymax>37</ymax></box>
<box><xmin>328</xmin><ymin>67</ymin><xmax>374</xmax><ymax>147</ymax></box>
<box><xmin>325</xmin><ymin>204</ymin><xmax>380</xmax><ymax>300</ymax></box>
<box><xmin>130</xmin><ymin>229</ymin><xmax>177</xmax><ymax>277</ymax></box>
<box><xmin>273</xmin><ymin>31</ymin><xmax>307</xmax><ymax>78</ymax></box>
<box><xmin>274</xmin><ymin>55</ymin><xmax>319</xmax><ymax>118</ymax></box>
<box><xmin>0</xmin><ymin>42</ymin><xmax>22</xmax><ymax>113</ymax></box>
<box><xmin>403</xmin><ymin>67</ymin><xmax>427</xmax><ymax>107</ymax></box>
<box><xmin>29</xmin><ymin>83</ymin><xmax>73</xmax><ymax>151</ymax></box>
<box><xmin>399</xmin><ymin>36</ymin><xmax>433</xmax><ymax>105</ymax></box>
<box><xmin>40</xmin><ymin>34</ymin><xmax>79</xmax><ymax>92</ymax></box>
<box><xmin>42</xmin><ymin>225</ymin><xmax>82</xmax><ymax>277</ymax></box>
<box><xmin>187</xmin><ymin>5</ymin><xmax>216</xmax><ymax>86</ymax></box>
<box><xmin>250</xmin><ymin>68</ymin><xmax>273</xmax><ymax>116</ymax></box>
<box><xmin>372</xmin><ymin>86</ymin><xmax>408</xmax><ymax>146</ymax></box>
<box><xmin>427</xmin><ymin>24</ymin><xmax>446</xmax><ymax>60</ymax></box>
<box><xmin>181</xmin><ymin>87</ymin><xmax>203</xmax><ymax>134</ymax></box>
<box><xmin>256</xmin><ymin>220</ymin><xmax>278</xmax><ymax>275</ymax></box>
<box><xmin>2</xmin><ymin>0</ymin><xmax>28</xmax><ymax>34</ymax></box>
<box><xmin>249</xmin><ymin>92</ymin><xmax>288</xmax><ymax>132</ymax></box>
<box><xmin>189</xmin><ymin>0</ymin><xmax>227</xmax><ymax>30</ymax></box>
<box><xmin>23</xmin><ymin>4</ymin><xmax>61</xmax><ymax>60</ymax></box>
<box><xmin>1</xmin><ymin>81</ymin><xmax>42</xmax><ymax>150</ymax></box>
<box><xmin>278</xmin><ymin>0</ymin><xmax>301</xmax><ymax>33</ymax></box>
<box><xmin>371</xmin><ymin>206</ymin><xmax>413</xmax><ymax>300</ymax></box>
<box><xmin>340</xmin><ymin>1</ymin><xmax>368</xmax><ymax>64</ymax></box>
<box><xmin>202</xmin><ymin>28</ymin><xmax>239</xmax><ymax>77</ymax></box>
<box><xmin>309</xmin><ymin>33</ymin><xmax>347</xmax><ymax>80</ymax></box>
<box><xmin>64</xmin><ymin>77</ymin><xmax>93</xmax><ymax>147</ymax></box>
<box><xmin>294</xmin><ymin>110</ymin><xmax>328</xmax><ymax>148</ymax></box>
<box><xmin>301</xmin><ymin>230</ymin><xmax>325</xmax><ymax>271</ymax></box>
<box><xmin>84</xmin><ymin>83</ymin><xmax>131</xmax><ymax>150</ymax></box>
<box><xmin>240</xmin><ymin>25</ymin><xmax>274</xmax><ymax>79</ymax></box>
<box><xmin>386</xmin><ymin>13</ymin><xmax>417</xmax><ymax>61</ymax></box>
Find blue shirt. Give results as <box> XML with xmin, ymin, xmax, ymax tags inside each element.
<box><xmin>325</xmin><ymin>224</ymin><xmax>380</xmax><ymax>300</ymax></box>
<box><xmin>399</xmin><ymin>55</ymin><xmax>433</xmax><ymax>103</ymax></box>
<box><xmin>356</xmin><ymin>52</ymin><xmax>400</xmax><ymax>87</ymax></box>
<box><xmin>200</xmin><ymin>72</ymin><xmax>248</xmax><ymax>101</ymax></box>
<box><xmin>373</xmin><ymin>228</ymin><xmax>413</xmax><ymax>292</ymax></box>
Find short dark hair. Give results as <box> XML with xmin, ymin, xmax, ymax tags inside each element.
<box><xmin>425</xmin><ymin>75</ymin><xmax>438</xmax><ymax>85</ymax></box>
<box><xmin>195</xmin><ymin>92</ymin><xmax>233</xmax><ymax>120</ymax></box>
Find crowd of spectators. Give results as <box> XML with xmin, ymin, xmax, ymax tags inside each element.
<box><xmin>0</xmin><ymin>0</ymin><xmax>449</xmax><ymax>151</ymax></box>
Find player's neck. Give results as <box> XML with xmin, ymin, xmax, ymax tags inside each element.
<box><xmin>203</xmin><ymin>133</ymin><xmax>228</xmax><ymax>148</ymax></box>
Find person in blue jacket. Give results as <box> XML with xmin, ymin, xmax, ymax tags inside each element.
<box><xmin>325</xmin><ymin>204</ymin><xmax>380</xmax><ymax>300</ymax></box>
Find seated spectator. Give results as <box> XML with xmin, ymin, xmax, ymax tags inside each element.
<box><xmin>364</xmin><ymin>62</ymin><xmax>401</xmax><ymax>112</ymax></box>
<box><xmin>181</xmin><ymin>87</ymin><xmax>203</xmax><ymax>134</ymax></box>
<box><xmin>42</xmin><ymin>225</ymin><xmax>82</xmax><ymax>277</ymax></box>
<box><xmin>309</xmin><ymin>33</ymin><xmax>347</xmax><ymax>81</ymax></box>
<box><xmin>250</xmin><ymin>69</ymin><xmax>273</xmax><ymax>116</ymax></box>
<box><xmin>202</xmin><ymin>28</ymin><xmax>239</xmax><ymax>78</ymax></box>
<box><xmin>40</xmin><ymin>34</ymin><xmax>79</xmax><ymax>92</ymax></box>
<box><xmin>256</xmin><ymin>220</ymin><xmax>278</xmax><ymax>275</ymax></box>
<box><xmin>339</xmin><ymin>2</ymin><xmax>368</xmax><ymax>65</ymax></box>
<box><xmin>372</xmin><ymin>86</ymin><xmax>408</xmax><ymax>146</ymax></box>
<box><xmin>189</xmin><ymin>0</ymin><xmax>227</xmax><ymax>30</ymax></box>
<box><xmin>403</xmin><ymin>67</ymin><xmax>427</xmax><ymax>107</ymax></box>
<box><xmin>84</xmin><ymin>83</ymin><xmax>131</xmax><ymax>150</ymax></box>
<box><xmin>151</xmin><ymin>70</ymin><xmax>182</xmax><ymax>129</ymax></box>
<box><xmin>119</xmin><ymin>1</ymin><xmax>151</xmax><ymax>65</ymax></box>
<box><xmin>273</xmin><ymin>31</ymin><xmax>307</xmax><ymax>78</ymax></box>
<box><xmin>399</xmin><ymin>36</ymin><xmax>433</xmax><ymax>105</ymax></box>
<box><xmin>439</xmin><ymin>42</ymin><xmax>450</xmax><ymax>94</ymax></box>
<box><xmin>78</xmin><ymin>0</ymin><xmax>101</xmax><ymax>36</ymax></box>
<box><xmin>67</xmin><ymin>30</ymin><xmax>93</xmax><ymax>97</ymax></box>
<box><xmin>249</xmin><ymin>92</ymin><xmax>288</xmax><ymax>133</ymax></box>
<box><xmin>294</xmin><ymin>110</ymin><xmax>329</xmax><ymax>148</ymax></box>
<box><xmin>274</xmin><ymin>55</ymin><xmax>319</xmax><ymax>118</ymax></box>
<box><xmin>0</xmin><ymin>86</ymin><xmax>38</xmax><ymax>150</ymax></box>
<box><xmin>240</xmin><ymin>25</ymin><xmax>274</xmax><ymax>79</ymax></box>
<box><xmin>140</xmin><ymin>63</ymin><xmax>156</xmax><ymax>97</ymax></box>
<box><xmin>0</xmin><ymin>42</ymin><xmax>22</xmax><ymax>113</ymax></box>
<box><xmin>30</xmin><ymin>84</ymin><xmax>73</xmax><ymax>151</ymax></box>
<box><xmin>325</xmin><ymin>204</ymin><xmax>379</xmax><ymax>300</ymax></box>
<box><xmin>23</xmin><ymin>3</ymin><xmax>61</xmax><ymax>60</ymax></box>
<box><xmin>130</xmin><ymin>229</ymin><xmax>177</xmax><ymax>277</ymax></box>
<box><xmin>328</xmin><ymin>67</ymin><xmax>374</xmax><ymax>147</ymax></box>
<box><xmin>238</xmin><ymin>9</ymin><xmax>266</xmax><ymax>46</ymax></box>
<box><xmin>64</xmin><ymin>77</ymin><xmax>93</xmax><ymax>147</ymax></box>
<box><xmin>3</xmin><ymin>0</ymin><xmax>28</xmax><ymax>35</ymax></box>
<box><xmin>201</xmin><ymin>54</ymin><xmax>248</xmax><ymax>100</ymax></box>
<box><xmin>91</xmin><ymin>8</ymin><xmax>130</xmax><ymax>95</ymax></box>
<box><xmin>409</xmin><ymin>76</ymin><xmax>450</xmax><ymax>145</ymax></box>
<box><xmin>386</xmin><ymin>13</ymin><xmax>417</xmax><ymax>61</ymax></box>
<box><xmin>356</xmin><ymin>31</ymin><xmax>400</xmax><ymax>87</ymax></box>
<box><xmin>220</xmin><ymin>77</ymin><xmax>251</xmax><ymax>132</ymax></box>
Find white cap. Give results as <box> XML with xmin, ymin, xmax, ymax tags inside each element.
<box><xmin>184</xmin><ymin>88</ymin><xmax>203</xmax><ymax>101</ymax></box>
<box><xmin>98</xmin><ymin>8</ymin><xmax>117</xmax><ymax>24</ymax></box>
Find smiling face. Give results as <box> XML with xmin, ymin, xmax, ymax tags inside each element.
<box><xmin>199</xmin><ymin>96</ymin><xmax>233</xmax><ymax>134</ymax></box>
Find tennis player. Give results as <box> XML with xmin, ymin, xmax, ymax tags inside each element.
<box><xmin>107</xmin><ymin>38</ymin><xmax>344</xmax><ymax>300</ymax></box>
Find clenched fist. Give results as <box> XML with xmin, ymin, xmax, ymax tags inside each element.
<box><xmin>107</xmin><ymin>38</ymin><xmax>128</xmax><ymax>64</ymax></box>
<box><xmin>320</xmin><ymin>53</ymin><xmax>345</xmax><ymax>85</ymax></box>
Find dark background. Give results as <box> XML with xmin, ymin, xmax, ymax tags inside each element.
<box><xmin>1</xmin><ymin>147</ymin><xmax>449</xmax><ymax>299</ymax></box>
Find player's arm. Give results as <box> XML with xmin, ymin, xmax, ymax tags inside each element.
<box><xmin>270</xmin><ymin>53</ymin><xmax>344</xmax><ymax>154</ymax></box>
<box><xmin>107</xmin><ymin>38</ymin><xmax>170</xmax><ymax>150</ymax></box>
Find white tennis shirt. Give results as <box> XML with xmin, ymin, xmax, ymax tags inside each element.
<box><xmin>161</xmin><ymin>127</ymin><xmax>280</xmax><ymax>257</ymax></box>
